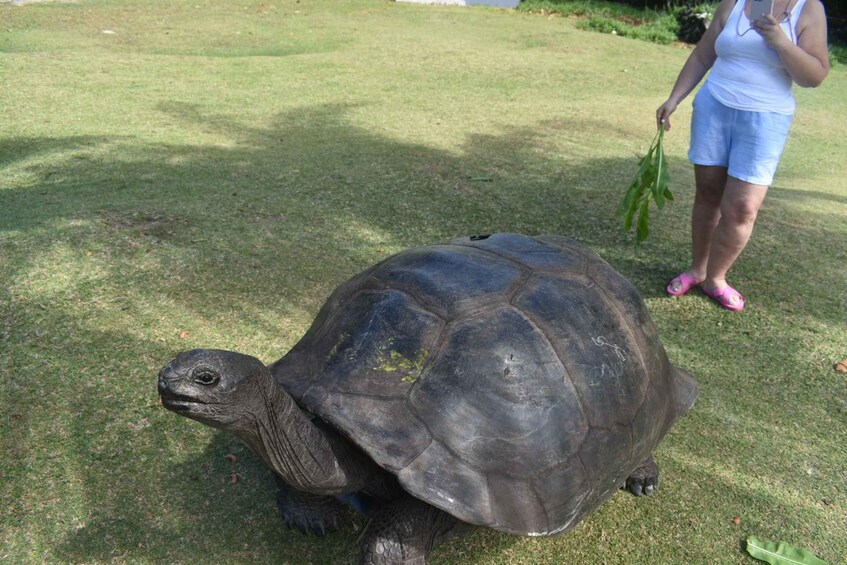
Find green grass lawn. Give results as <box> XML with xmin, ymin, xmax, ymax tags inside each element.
<box><xmin>1</xmin><ymin>0</ymin><xmax>845</xmax><ymax>563</ymax></box>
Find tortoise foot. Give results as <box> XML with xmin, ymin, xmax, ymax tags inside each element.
<box><xmin>625</xmin><ymin>455</ymin><xmax>660</xmax><ymax>497</ymax></box>
<box><xmin>277</xmin><ymin>483</ymin><xmax>346</xmax><ymax>537</ymax></box>
<box><xmin>360</xmin><ymin>496</ymin><xmax>461</xmax><ymax>564</ymax></box>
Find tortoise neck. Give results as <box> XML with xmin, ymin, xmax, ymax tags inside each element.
<box><xmin>234</xmin><ymin>373</ymin><xmax>375</xmax><ymax>496</ymax></box>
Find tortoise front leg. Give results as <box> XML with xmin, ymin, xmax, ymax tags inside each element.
<box><xmin>625</xmin><ymin>454</ymin><xmax>660</xmax><ymax>497</ymax></box>
<box><xmin>276</xmin><ymin>479</ymin><xmax>347</xmax><ymax>537</ymax></box>
<box><xmin>359</xmin><ymin>496</ymin><xmax>464</xmax><ymax>565</ymax></box>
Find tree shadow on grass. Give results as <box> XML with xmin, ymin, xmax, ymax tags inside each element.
<box><xmin>4</xmin><ymin>103</ymin><xmax>659</xmax><ymax>327</ymax></box>
<box><xmin>0</xmin><ymin>107</ymin><xmax>695</xmax><ymax>318</ymax></box>
<box><xmin>2</xmin><ymin>101</ymin><xmax>845</xmax><ymax>563</ymax></box>
<box><xmin>769</xmin><ymin>185</ymin><xmax>847</xmax><ymax>207</ymax></box>
<box><xmin>55</xmin><ymin>424</ymin><xmax>364</xmax><ymax>564</ymax></box>
<box><xmin>55</xmin><ymin>414</ymin><xmax>517</xmax><ymax>564</ymax></box>
<box><xmin>0</xmin><ymin>135</ymin><xmax>119</xmax><ymax>169</ymax></box>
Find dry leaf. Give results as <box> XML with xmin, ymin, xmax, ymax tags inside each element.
<box><xmin>224</xmin><ymin>453</ymin><xmax>237</xmax><ymax>463</ymax></box>
<box><xmin>179</xmin><ymin>330</ymin><xmax>190</xmax><ymax>339</ymax></box>
<box><xmin>230</xmin><ymin>473</ymin><xmax>239</xmax><ymax>485</ymax></box>
<box><xmin>732</xmin><ymin>516</ymin><xmax>742</xmax><ymax>525</ymax></box>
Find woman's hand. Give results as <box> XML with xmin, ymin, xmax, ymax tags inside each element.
<box><xmin>752</xmin><ymin>14</ymin><xmax>793</xmax><ymax>51</ymax></box>
<box><xmin>656</xmin><ymin>99</ymin><xmax>678</xmax><ymax>131</ymax></box>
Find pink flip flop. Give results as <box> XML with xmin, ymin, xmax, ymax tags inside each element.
<box><xmin>666</xmin><ymin>272</ymin><xmax>702</xmax><ymax>297</ymax></box>
<box><xmin>703</xmin><ymin>285</ymin><xmax>745</xmax><ymax>312</ymax></box>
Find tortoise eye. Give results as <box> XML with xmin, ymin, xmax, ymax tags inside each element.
<box><xmin>193</xmin><ymin>371</ymin><xmax>220</xmax><ymax>387</ymax></box>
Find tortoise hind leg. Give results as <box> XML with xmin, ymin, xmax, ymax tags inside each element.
<box><xmin>276</xmin><ymin>479</ymin><xmax>347</xmax><ymax>537</ymax></box>
<box><xmin>625</xmin><ymin>454</ymin><xmax>660</xmax><ymax>497</ymax></box>
<box><xmin>359</xmin><ymin>496</ymin><xmax>465</xmax><ymax>565</ymax></box>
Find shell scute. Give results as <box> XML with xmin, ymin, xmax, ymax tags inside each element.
<box><xmin>301</xmin><ymin>289</ymin><xmax>443</xmax><ymax>399</ymax></box>
<box><xmin>513</xmin><ymin>274</ymin><xmax>647</xmax><ymax>427</ymax></box>
<box><xmin>320</xmin><ymin>393</ymin><xmax>432</xmax><ymax>471</ymax></box>
<box><xmin>577</xmin><ymin>425</ymin><xmax>635</xmax><ymax>493</ymax></box>
<box><xmin>487</xmin><ymin>474</ymin><xmax>548</xmax><ymax>534</ymax></box>
<box><xmin>630</xmin><ymin>377</ymin><xmax>671</xmax><ymax>458</ymax></box>
<box><xmin>409</xmin><ymin>305</ymin><xmax>588</xmax><ymax>477</ymax></box>
<box><xmin>370</xmin><ymin>245</ymin><xmax>525</xmax><ymax>318</ymax></box>
<box><xmin>451</xmin><ymin>233</ymin><xmax>587</xmax><ymax>273</ymax></box>
<box><xmin>530</xmin><ymin>458</ymin><xmax>591</xmax><ymax>535</ymax></box>
<box><xmin>397</xmin><ymin>441</ymin><xmax>493</xmax><ymax>526</ymax></box>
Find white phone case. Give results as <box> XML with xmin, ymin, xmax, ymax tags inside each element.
<box><xmin>749</xmin><ymin>0</ymin><xmax>774</xmax><ymax>22</ymax></box>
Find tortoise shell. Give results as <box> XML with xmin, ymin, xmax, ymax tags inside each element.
<box><xmin>271</xmin><ymin>233</ymin><xmax>696</xmax><ymax>536</ymax></box>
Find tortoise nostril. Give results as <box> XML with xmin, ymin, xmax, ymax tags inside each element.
<box><xmin>157</xmin><ymin>375</ymin><xmax>170</xmax><ymax>394</ymax></box>
<box><xmin>157</xmin><ymin>365</ymin><xmax>177</xmax><ymax>390</ymax></box>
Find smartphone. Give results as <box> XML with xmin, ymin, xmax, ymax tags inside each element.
<box><xmin>749</xmin><ymin>0</ymin><xmax>774</xmax><ymax>22</ymax></box>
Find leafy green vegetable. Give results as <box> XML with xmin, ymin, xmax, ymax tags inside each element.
<box><xmin>617</xmin><ymin>126</ymin><xmax>673</xmax><ymax>243</ymax></box>
<box><xmin>746</xmin><ymin>536</ymin><xmax>829</xmax><ymax>565</ymax></box>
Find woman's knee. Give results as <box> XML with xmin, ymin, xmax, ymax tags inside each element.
<box><xmin>720</xmin><ymin>196</ymin><xmax>763</xmax><ymax>227</ymax></box>
<box><xmin>722</xmin><ymin>206</ymin><xmax>758</xmax><ymax>229</ymax></box>
<box><xmin>721</xmin><ymin>179</ymin><xmax>768</xmax><ymax>227</ymax></box>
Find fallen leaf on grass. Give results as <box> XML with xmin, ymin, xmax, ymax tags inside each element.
<box><xmin>746</xmin><ymin>536</ymin><xmax>828</xmax><ymax>565</ymax></box>
<box><xmin>179</xmin><ymin>330</ymin><xmax>190</xmax><ymax>339</ymax></box>
<box><xmin>224</xmin><ymin>453</ymin><xmax>237</xmax><ymax>463</ymax></box>
<box><xmin>731</xmin><ymin>516</ymin><xmax>741</xmax><ymax>525</ymax></box>
<box><xmin>230</xmin><ymin>473</ymin><xmax>240</xmax><ymax>485</ymax></box>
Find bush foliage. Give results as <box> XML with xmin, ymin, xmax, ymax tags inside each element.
<box><xmin>519</xmin><ymin>0</ymin><xmax>846</xmax><ymax>63</ymax></box>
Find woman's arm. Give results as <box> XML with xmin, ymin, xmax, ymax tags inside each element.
<box><xmin>754</xmin><ymin>0</ymin><xmax>829</xmax><ymax>87</ymax></box>
<box><xmin>656</xmin><ymin>0</ymin><xmax>737</xmax><ymax>130</ymax></box>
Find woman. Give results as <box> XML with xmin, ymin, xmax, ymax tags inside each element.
<box><xmin>657</xmin><ymin>0</ymin><xmax>829</xmax><ymax>311</ymax></box>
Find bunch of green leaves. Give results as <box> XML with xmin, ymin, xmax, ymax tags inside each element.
<box><xmin>617</xmin><ymin>125</ymin><xmax>673</xmax><ymax>243</ymax></box>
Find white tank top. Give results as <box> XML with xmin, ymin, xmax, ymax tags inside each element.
<box><xmin>706</xmin><ymin>0</ymin><xmax>806</xmax><ymax>115</ymax></box>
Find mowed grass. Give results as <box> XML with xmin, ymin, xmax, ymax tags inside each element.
<box><xmin>1</xmin><ymin>0</ymin><xmax>846</xmax><ymax>563</ymax></box>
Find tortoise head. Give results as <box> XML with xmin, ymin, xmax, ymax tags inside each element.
<box><xmin>158</xmin><ymin>349</ymin><xmax>270</xmax><ymax>431</ymax></box>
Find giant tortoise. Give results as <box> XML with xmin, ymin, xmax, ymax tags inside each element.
<box><xmin>158</xmin><ymin>233</ymin><xmax>698</xmax><ymax>563</ymax></box>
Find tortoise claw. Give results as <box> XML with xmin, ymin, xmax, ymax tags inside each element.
<box><xmin>624</xmin><ymin>456</ymin><xmax>660</xmax><ymax>497</ymax></box>
<box><xmin>277</xmin><ymin>485</ymin><xmax>345</xmax><ymax>537</ymax></box>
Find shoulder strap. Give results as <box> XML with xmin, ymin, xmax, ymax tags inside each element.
<box><xmin>789</xmin><ymin>0</ymin><xmax>807</xmax><ymax>42</ymax></box>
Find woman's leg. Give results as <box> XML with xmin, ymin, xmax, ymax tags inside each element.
<box><xmin>688</xmin><ymin>165</ymin><xmax>728</xmax><ymax>281</ymax></box>
<box><xmin>667</xmin><ymin>164</ymin><xmax>728</xmax><ymax>295</ymax></box>
<box><xmin>702</xmin><ymin>175</ymin><xmax>769</xmax><ymax>292</ymax></box>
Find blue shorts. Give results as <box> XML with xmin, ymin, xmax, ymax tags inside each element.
<box><xmin>688</xmin><ymin>86</ymin><xmax>793</xmax><ymax>186</ymax></box>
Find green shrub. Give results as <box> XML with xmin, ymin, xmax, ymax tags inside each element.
<box><xmin>521</xmin><ymin>0</ymin><xmax>844</xmax><ymax>56</ymax></box>
<box><xmin>520</xmin><ymin>0</ymin><xmax>708</xmax><ymax>45</ymax></box>
<box><xmin>576</xmin><ymin>13</ymin><xmax>679</xmax><ymax>44</ymax></box>
<box><xmin>830</xmin><ymin>44</ymin><xmax>847</xmax><ymax>66</ymax></box>
<box><xmin>611</xmin><ymin>0</ymin><xmax>696</xmax><ymax>8</ymax></box>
